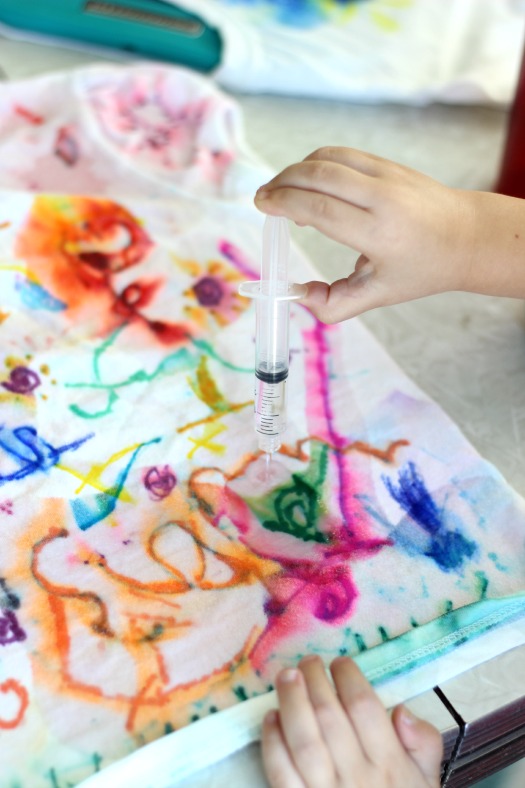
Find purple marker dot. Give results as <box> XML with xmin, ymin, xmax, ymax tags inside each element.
<box><xmin>2</xmin><ymin>366</ymin><xmax>40</xmax><ymax>395</ymax></box>
<box><xmin>264</xmin><ymin>598</ymin><xmax>287</xmax><ymax>617</ymax></box>
<box><xmin>314</xmin><ymin>575</ymin><xmax>355</xmax><ymax>622</ymax></box>
<box><xmin>315</xmin><ymin>590</ymin><xmax>348</xmax><ymax>621</ymax></box>
<box><xmin>0</xmin><ymin>610</ymin><xmax>26</xmax><ymax>645</ymax></box>
<box><xmin>193</xmin><ymin>276</ymin><xmax>223</xmax><ymax>307</ymax></box>
<box><xmin>144</xmin><ymin>465</ymin><xmax>177</xmax><ymax>500</ymax></box>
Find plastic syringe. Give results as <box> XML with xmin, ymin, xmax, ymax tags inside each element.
<box><xmin>239</xmin><ymin>216</ymin><xmax>306</xmax><ymax>454</ymax></box>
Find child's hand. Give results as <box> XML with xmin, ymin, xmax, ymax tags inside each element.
<box><xmin>254</xmin><ymin>147</ymin><xmax>525</xmax><ymax>323</ymax></box>
<box><xmin>261</xmin><ymin>656</ymin><xmax>443</xmax><ymax>788</ymax></box>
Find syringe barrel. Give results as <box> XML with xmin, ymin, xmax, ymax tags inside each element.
<box><xmin>254</xmin><ymin>296</ymin><xmax>289</xmax><ymax>454</ymax></box>
<box><xmin>254</xmin><ymin>294</ymin><xmax>290</xmax><ymax>384</ymax></box>
<box><xmin>237</xmin><ymin>216</ymin><xmax>300</xmax><ymax>454</ymax></box>
<box><xmin>254</xmin><ymin>377</ymin><xmax>286</xmax><ymax>454</ymax></box>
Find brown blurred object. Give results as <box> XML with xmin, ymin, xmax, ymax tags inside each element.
<box><xmin>496</xmin><ymin>44</ymin><xmax>525</xmax><ymax>198</ymax></box>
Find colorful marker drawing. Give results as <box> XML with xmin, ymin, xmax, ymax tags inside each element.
<box><xmin>0</xmin><ymin>66</ymin><xmax>524</xmax><ymax>786</ymax></box>
<box><xmin>218</xmin><ymin>0</ymin><xmax>411</xmax><ymax>30</ymax></box>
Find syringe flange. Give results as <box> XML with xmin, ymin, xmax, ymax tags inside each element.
<box><xmin>238</xmin><ymin>281</ymin><xmax>307</xmax><ymax>301</ymax></box>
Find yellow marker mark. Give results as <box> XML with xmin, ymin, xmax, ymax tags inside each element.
<box><xmin>371</xmin><ymin>9</ymin><xmax>399</xmax><ymax>30</ymax></box>
<box><xmin>0</xmin><ymin>391</ymin><xmax>36</xmax><ymax>408</ymax></box>
<box><xmin>56</xmin><ymin>443</ymin><xmax>143</xmax><ymax>501</ymax></box>
<box><xmin>0</xmin><ymin>262</ymin><xmax>41</xmax><ymax>284</ymax></box>
<box><xmin>171</xmin><ymin>253</ymin><xmax>201</xmax><ymax>277</ymax></box>
<box><xmin>40</xmin><ymin>364</ymin><xmax>50</xmax><ymax>375</ymax></box>
<box><xmin>384</xmin><ymin>0</ymin><xmax>412</xmax><ymax>8</ymax></box>
<box><xmin>177</xmin><ymin>400</ymin><xmax>252</xmax><ymax>434</ymax></box>
<box><xmin>5</xmin><ymin>356</ymin><xmax>24</xmax><ymax>369</ymax></box>
<box><xmin>187</xmin><ymin>423</ymin><xmax>227</xmax><ymax>460</ymax></box>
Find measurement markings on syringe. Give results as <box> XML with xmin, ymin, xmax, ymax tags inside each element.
<box><xmin>255</xmin><ymin>378</ymin><xmax>287</xmax><ymax>437</ymax></box>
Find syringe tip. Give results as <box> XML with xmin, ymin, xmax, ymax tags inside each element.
<box><xmin>259</xmin><ymin>434</ymin><xmax>281</xmax><ymax>455</ymax></box>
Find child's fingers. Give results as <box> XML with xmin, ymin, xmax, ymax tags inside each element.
<box><xmin>256</xmin><ymin>159</ymin><xmax>376</xmax><ymax>209</ymax></box>
<box><xmin>254</xmin><ymin>186</ymin><xmax>373</xmax><ymax>251</ymax></box>
<box><xmin>392</xmin><ymin>705</ymin><xmax>444</xmax><ymax>785</ymax></box>
<box><xmin>298</xmin><ymin>257</ymin><xmax>385</xmax><ymax>324</ymax></box>
<box><xmin>330</xmin><ymin>657</ymin><xmax>404</xmax><ymax>765</ymax></box>
<box><xmin>297</xmin><ymin>656</ymin><xmax>363</xmax><ymax>776</ymax></box>
<box><xmin>261</xmin><ymin>710</ymin><xmax>306</xmax><ymax>788</ymax></box>
<box><xmin>274</xmin><ymin>667</ymin><xmax>337</xmax><ymax>786</ymax></box>
<box><xmin>303</xmin><ymin>146</ymin><xmax>386</xmax><ymax>177</ymax></box>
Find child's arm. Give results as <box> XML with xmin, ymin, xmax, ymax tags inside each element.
<box><xmin>254</xmin><ymin>147</ymin><xmax>525</xmax><ymax>323</ymax></box>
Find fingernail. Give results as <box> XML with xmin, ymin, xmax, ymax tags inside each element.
<box><xmin>401</xmin><ymin>705</ymin><xmax>418</xmax><ymax>726</ymax></box>
<box><xmin>279</xmin><ymin>668</ymin><xmax>299</xmax><ymax>683</ymax></box>
<box><xmin>255</xmin><ymin>188</ymin><xmax>270</xmax><ymax>200</ymax></box>
<box><xmin>299</xmin><ymin>654</ymin><xmax>320</xmax><ymax>665</ymax></box>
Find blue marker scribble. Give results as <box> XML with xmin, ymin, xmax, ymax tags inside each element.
<box><xmin>383</xmin><ymin>462</ymin><xmax>477</xmax><ymax>572</ymax></box>
<box><xmin>0</xmin><ymin>424</ymin><xmax>93</xmax><ymax>486</ymax></box>
<box><xmin>15</xmin><ymin>277</ymin><xmax>67</xmax><ymax>312</ymax></box>
<box><xmin>0</xmin><ymin>578</ymin><xmax>20</xmax><ymax>610</ymax></box>
<box><xmin>222</xmin><ymin>0</ymin><xmax>364</xmax><ymax>28</ymax></box>
<box><xmin>70</xmin><ymin>437</ymin><xmax>161</xmax><ymax>531</ymax></box>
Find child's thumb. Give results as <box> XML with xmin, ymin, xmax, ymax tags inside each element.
<box><xmin>392</xmin><ymin>704</ymin><xmax>444</xmax><ymax>786</ymax></box>
<box><xmin>298</xmin><ymin>256</ymin><xmax>384</xmax><ymax>323</ymax></box>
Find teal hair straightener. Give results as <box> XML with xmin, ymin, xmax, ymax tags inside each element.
<box><xmin>0</xmin><ymin>0</ymin><xmax>222</xmax><ymax>72</ymax></box>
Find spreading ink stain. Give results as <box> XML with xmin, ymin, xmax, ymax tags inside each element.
<box><xmin>383</xmin><ymin>462</ymin><xmax>477</xmax><ymax>572</ymax></box>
